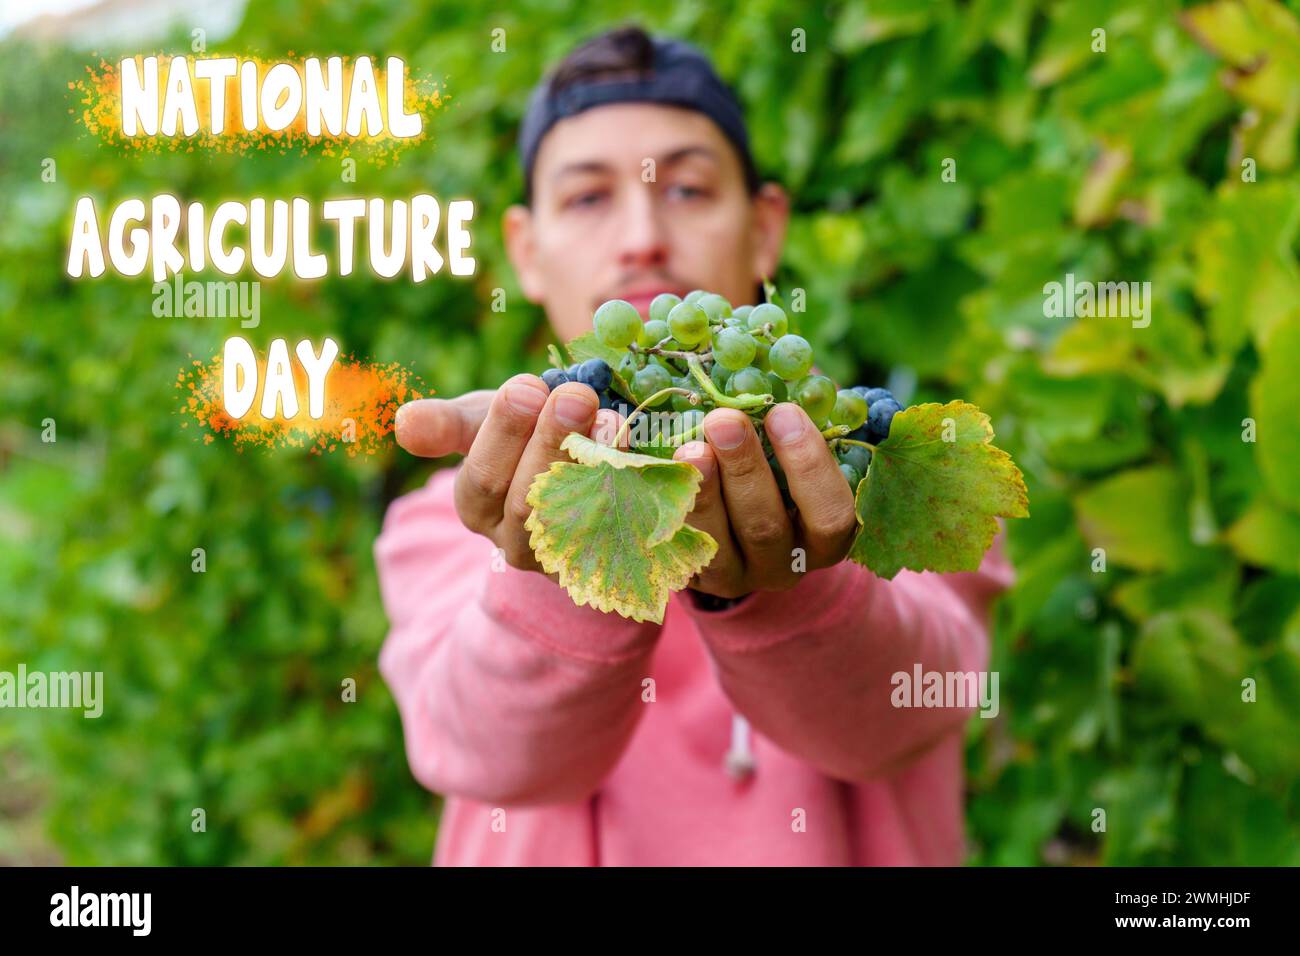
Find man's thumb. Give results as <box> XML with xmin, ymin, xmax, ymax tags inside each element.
<box><xmin>394</xmin><ymin>391</ymin><xmax>495</xmax><ymax>458</ymax></box>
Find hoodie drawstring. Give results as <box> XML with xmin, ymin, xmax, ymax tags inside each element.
<box><xmin>724</xmin><ymin>713</ymin><xmax>756</xmax><ymax>779</ymax></box>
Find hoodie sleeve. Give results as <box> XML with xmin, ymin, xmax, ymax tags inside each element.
<box><xmin>375</xmin><ymin>468</ymin><xmax>662</xmax><ymax>806</ymax></box>
<box><xmin>681</xmin><ymin>533</ymin><xmax>1014</xmax><ymax>782</ymax></box>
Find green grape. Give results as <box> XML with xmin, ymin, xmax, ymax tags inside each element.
<box><xmin>649</xmin><ymin>293</ymin><xmax>681</xmax><ymax>324</ymax></box>
<box><xmin>683</xmin><ymin>289</ymin><xmax>706</xmax><ymax>305</ymax></box>
<box><xmin>752</xmin><ymin>338</ymin><xmax>771</xmax><ymax>372</ymax></box>
<box><xmin>710</xmin><ymin>361</ymin><xmax>731</xmax><ymax>392</ymax></box>
<box><xmin>839</xmin><ymin>462</ymin><xmax>863</xmax><ymax>489</ymax></box>
<box><xmin>697</xmin><ymin>293</ymin><xmax>733</xmax><ymax>323</ymax></box>
<box><xmin>727</xmin><ymin>366</ymin><xmax>769</xmax><ymax>397</ymax></box>
<box><xmin>616</xmin><ymin>352</ymin><xmax>638</xmax><ymax>380</ymax></box>
<box><xmin>723</xmin><ymin>317</ymin><xmax>745</xmax><ymax>329</ymax></box>
<box><xmin>667</xmin><ymin>301</ymin><xmax>710</xmax><ymax>346</ymax></box>
<box><xmin>747</xmin><ymin>303</ymin><xmax>789</xmax><ymax>337</ymax></box>
<box><xmin>670</xmin><ymin>377</ymin><xmax>699</xmax><ymax>412</ymax></box>
<box><xmin>632</xmin><ymin>364</ymin><xmax>672</xmax><ymax>404</ymax></box>
<box><xmin>793</xmin><ymin>374</ymin><xmax>836</xmax><ymax>423</ymax></box>
<box><xmin>769</xmin><ymin>334</ymin><xmax>814</xmax><ymax>380</ymax></box>
<box><xmin>712</xmin><ymin>327</ymin><xmax>757</xmax><ymax>370</ymax></box>
<box><xmin>732</xmin><ymin>305</ymin><xmax>754</xmax><ymax>322</ymax></box>
<box><xmin>839</xmin><ymin>443</ymin><xmax>871</xmax><ymax>474</ymax></box>
<box><xmin>830</xmin><ymin>389</ymin><xmax>868</xmax><ymax>430</ymax></box>
<box><xmin>652</xmin><ymin>352</ymin><xmax>683</xmax><ymax>375</ymax></box>
<box><xmin>594</xmin><ymin>299</ymin><xmax>642</xmax><ymax>348</ymax></box>
<box><xmin>640</xmin><ymin>318</ymin><xmax>669</xmax><ymax>346</ymax></box>
<box><xmin>765</xmin><ymin>371</ymin><xmax>787</xmax><ymax>403</ymax></box>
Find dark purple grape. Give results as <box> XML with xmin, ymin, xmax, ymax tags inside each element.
<box><xmin>867</xmin><ymin>398</ymin><xmax>900</xmax><ymax>440</ymax></box>
<box><xmin>863</xmin><ymin>387</ymin><xmax>892</xmax><ymax>405</ymax></box>
<box><xmin>541</xmin><ymin>367</ymin><xmax>569</xmax><ymax>391</ymax></box>
<box><xmin>577</xmin><ymin>358</ymin><xmax>613</xmax><ymax>393</ymax></box>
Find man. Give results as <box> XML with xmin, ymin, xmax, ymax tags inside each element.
<box><xmin>378</xmin><ymin>25</ymin><xmax>1012</xmax><ymax>865</ymax></box>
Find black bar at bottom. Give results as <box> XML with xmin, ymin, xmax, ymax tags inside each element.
<box><xmin>0</xmin><ymin>866</ymin><xmax>1288</xmax><ymax>941</ymax></box>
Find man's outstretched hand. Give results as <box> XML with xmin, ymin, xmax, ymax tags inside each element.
<box><xmin>394</xmin><ymin>378</ymin><xmax>858</xmax><ymax>598</ymax></box>
<box><xmin>672</xmin><ymin>405</ymin><xmax>858</xmax><ymax>600</ymax></box>
<box><xmin>395</xmin><ymin>374</ymin><xmax>622</xmax><ymax>574</ymax></box>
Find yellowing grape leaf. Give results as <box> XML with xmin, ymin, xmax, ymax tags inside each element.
<box><xmin>525</xmin><ymin>433</ymin><xmax>718</xmax><ymax>623</ymax></box>
<box><xmin>849</xmin><ymin>401</ymin><xmax>1029</xmax><ymax>578</ymax></box>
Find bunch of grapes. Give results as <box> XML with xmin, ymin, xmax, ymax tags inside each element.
<box><xmin>544</xmin><ymin>290</ymin><xmax>904</xmax><ymax>504</ymax></box>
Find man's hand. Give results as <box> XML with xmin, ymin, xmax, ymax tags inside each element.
<box><xmin>394</xmin><ymin>374</ymin><xmax>623</xmax><ymax>574</ymax></box>
<box><xmin>394</xmin><ymin>380</ymin><xmax>857</xmax><ymax>596</ymax></box>
<box><xmin>671</xmin><ymin>404</ymin><xmax>858</xmax><ymax>599</ymax></box>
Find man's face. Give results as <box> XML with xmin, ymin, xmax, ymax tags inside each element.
<box><xmin>504</xmin><ymin>102</ymin><xmax>789</xmax><ymax>341</ymax></box>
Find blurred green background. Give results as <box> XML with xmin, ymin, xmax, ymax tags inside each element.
<box><xmin>2</xmin><ymin>0</ymin><xmax>1299</xmax><ymax>865</ymax></box>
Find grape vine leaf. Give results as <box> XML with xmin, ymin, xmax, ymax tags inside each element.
<box><xmin>849</xmin><ymin>401</ymin><xmax>1029</xmax><ymax>578</ymax></box>
<box><xmin>525</xmin><ymin>433</ymin><xmax>718</xmax><ymax>623</ymax></box>
<box><xmin>566</xmin><ymin>332</ymin><xmax>624</xmax><ymax>366</ymax></box>
<box><xmin>565</xmin><ymin>332</ymin><xmax>634</xmax><ymax>399</ymax></box>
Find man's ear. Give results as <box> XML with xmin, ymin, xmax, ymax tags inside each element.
<box><xmin>750</xmin><ymin>182</ymin><xmax>790</xmax><ymax>281</ymax></box>
<box><xmin>503</xmin><ymin>204</ymin><xmax>546</xmax><ymax>303</ymax></box>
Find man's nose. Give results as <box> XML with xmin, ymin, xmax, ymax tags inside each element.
<box><xmin>615</xmin><ymin>185</ymin><xmax>669</xmax><ymax>270</ymax></box>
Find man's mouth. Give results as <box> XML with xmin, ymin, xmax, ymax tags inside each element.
<box><xmin>608</xmin><ymin>286</ymin><xmax>691</xmax><ymax>317</ymax></box>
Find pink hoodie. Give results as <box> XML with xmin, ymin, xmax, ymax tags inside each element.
<box><xmin>376</xmin><ymin>466</ymin><xmax>1013</xmax><ymax>866</ymax></box>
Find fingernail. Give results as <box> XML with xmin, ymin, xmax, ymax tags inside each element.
<box><xmin>555</xmin><ymin>390</ymin><xmax>595</xmax><ymax>428</ymax></box>
<box><xmin>704</xmin><ymin>415</ymin><xmax>747</xmax><ymax>450</ymax></box>
<box><xmin>504</xmin><ymin>383</ymin><xmax>547</xmax><ymax>416</ymax></box>
<box><xmin>590</xmin><ymin>409</ymin><xmax>620</xmax><ymax>444</ymax></box>
<box><xmin>677</xmin><ymin>441</ymin><xmax>715</xmax><ymax>480</ymax></box>
<box><xmin>765</xmin><ymin>404</ymin><xmax>807</xmax><ymax>444</ymax></box>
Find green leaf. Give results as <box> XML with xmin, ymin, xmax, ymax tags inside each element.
<box><xmin>1193</xmin><ymin>183</ymin><xmax>1300</xmax><ymax>353</ymax></box>
<box><xmin>1112</xmin><ymin>551</ymin><xmax>1239</xmax><ymax>623</ymax></box>
<box><xmin>565</xmin><ymin>332</ymin><xmax>634</xmax><ymax>400</ymax></box>
<box><xmin>849</xmin><ymin>401</ymin><xmax>1029</xmax><ymax>578</ymax></box>
<box><xmin>524</xmin><ymin>434</ymin><xmax>717</xmax><ymax>624</ymax></box>
<box><xmin>1250</xmin><ymin>315</ymin><xmax>1300</xmax><ymax>510</ymax></box>
<box><xmin>1223</xmin><ymin>496</ymin><xmax>1300</xmax><ymax>574</ymax></box>
<box><xmin>566</xmin><ymin>332</ymin><xmax>624</xmax><ymax>366</ymax></box>
<box><xmin>1132</xmin><ymin>610</ymin><xmax>1300</xmax><ymax>779</ymax></box>
<box><xmin>1073</xmin><ymin>466</ymin><xmax>1198</xmax><ymax>571</ymax></box>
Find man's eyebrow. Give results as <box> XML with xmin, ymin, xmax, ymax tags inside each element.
<box><xmin>659</xmin><ymin>145</ymin><xmax>720</xmax><ymax>166</ymax></box>
<box><xmin>550</xmin><ymin>146</ymin><xmax>721</xmax><ymax>182</ymax></box>
<box><xmin>551</xmin><ymin>160</ymin><xmax>614</xmax><ymax>182</ymax></box>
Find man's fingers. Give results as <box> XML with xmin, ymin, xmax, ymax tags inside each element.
<box><xmin>672</xmin><ymin>441</ymin><xmax>746</xmax><ymax>598</ymax></box>
<box><xmin>395</xmin><ymin>390</ymin><xmax>496</xmax><ymax>458</ymax></box>
<box><xmin>453</xmin><ymin>374</ymin><xmax>549</xmax><ymax>534</ymax></box>
<box><xmin>501</xmin><ymin>382</ymin><xmax>601</xmax><ymax>542</ymax></box>
<box><xmin>701</xmin><ymin>408</ymin><xmax>796</xmax><ymax>589</ymax></box>
<box><xmin>766</xmin><ymin>402</ymin><xmax>858</xmax><ymax>567</ymax></box>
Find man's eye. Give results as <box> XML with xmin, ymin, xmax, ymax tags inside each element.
<box><xmin>565</xmin><ymin>191</ymin><xmax>607</xmax><ymax>209</ymax></box>
<box><xmin>667</xmin><ymin>184</ymin><xmax>709</xmax><ymax>201</ymax></box>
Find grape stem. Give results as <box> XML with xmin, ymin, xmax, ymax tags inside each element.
<box><xmin>836</xmin><ymin>437</ymin><xmax>878</xmax><ymax>453</ymax></box>
<box><xmin>684</xmin><ymin>355</ymin><xmax>773</xmax><ymax>411</ymax></box>
<box><xmin>631</xmin><ymin>342</ymin><xmax>711</xmax><ymax>364</ymax></box>
<box><xmin>612</xmin><ymin>387</ymin><xmax>696</xmax><ymax>447</ymax></box>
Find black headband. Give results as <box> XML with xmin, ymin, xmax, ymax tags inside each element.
<box><xmin>518</xmin><ymin>35</ymin><xmax>760</xmax><ymax>197</ymax></box>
